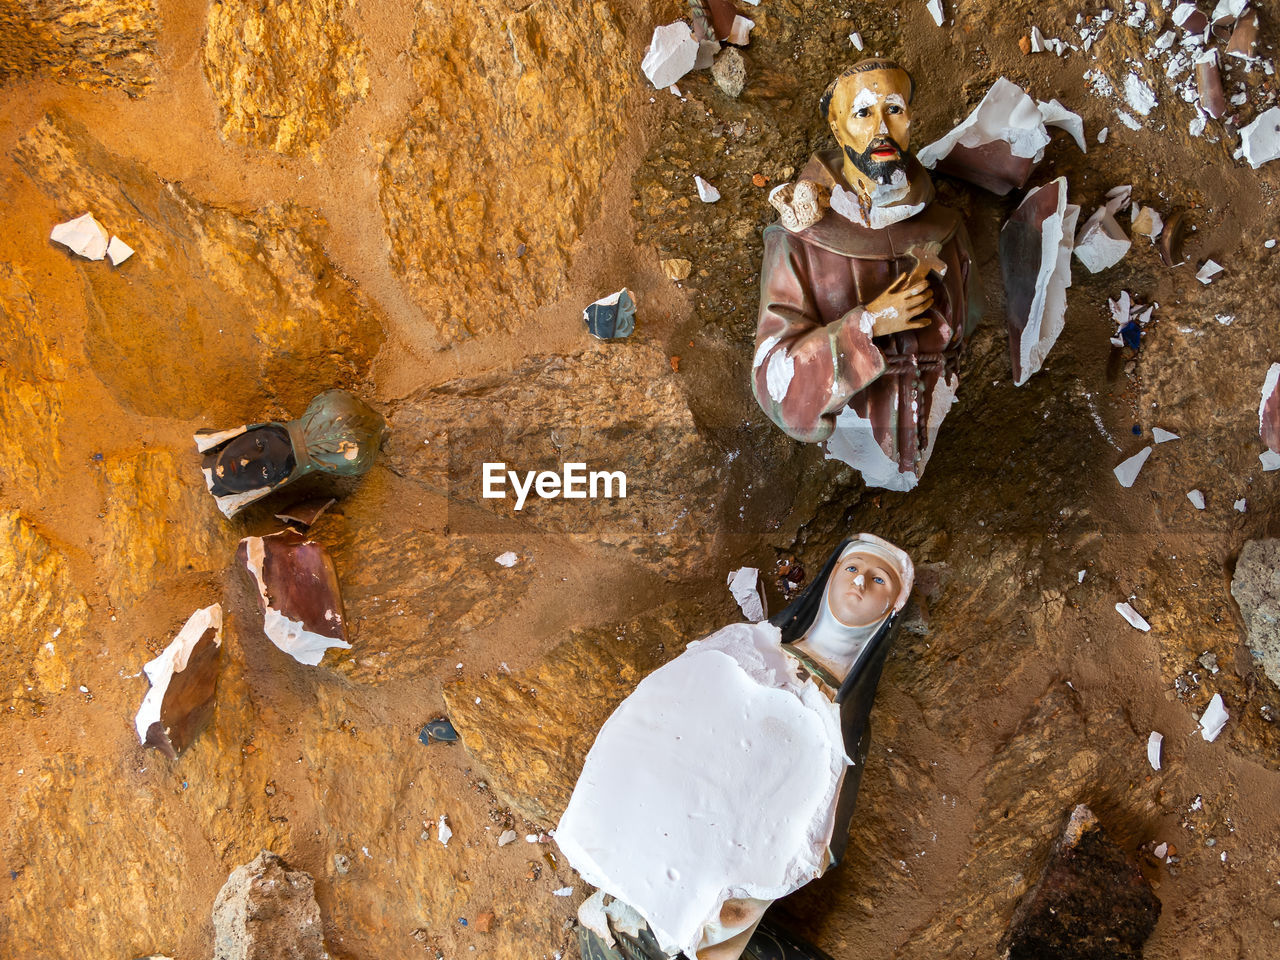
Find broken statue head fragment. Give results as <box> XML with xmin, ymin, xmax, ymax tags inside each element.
<box><xmin>559</xmin><ymin>533</ymin><xmax>913</xmax><ymax>959</ymax></box>
<box><xmin>753</xmin><ymin>59</ymin><xmax>981</xmax><ymax>492</ymax></box>
<box><xmin>196</xmin><ymin>388</ymin><xmax>388</xmax><ymax>518</ymax></box>
<box><xmin>135</xmin><ymin>604</ymin><xmax>223</xmax><ymax>759</ymax></box>
<box><xmin>239</xmin><ymin>529</ymin><xmax>350</xmax><ymax>666</ymax></box>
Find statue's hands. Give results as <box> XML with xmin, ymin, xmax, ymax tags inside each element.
<box><xmin>862</xmin><ymin>273</ymin><xmax>934</xmax><ymax>336</ymax></box>
<box><xmin>769</xmin><ymin>179</ymin><xmax>829</xmax><ymax>233</ymax></box>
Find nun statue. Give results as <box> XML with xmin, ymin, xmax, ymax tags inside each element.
<box><xmin>194</xmin><ymin>388</ymin><xmax>388</xmax><ymax>518</ymax></box>
<box><xmin>557</xmin><ymin>533</ymin><xmax>914</xmax><ymax>960</ymax></box>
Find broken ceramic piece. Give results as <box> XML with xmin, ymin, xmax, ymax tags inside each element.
<box><xmin>494</xmin><ymin>551</ymin><xmax>519</xmax><ymax>567</ymax></box>
<box><xmin>1240</xmin><ymin>107</ymin><xmax>1280</xmax><ymax>169</ymax></box>
<box><xmin>700</xmin><ymin>0</ymin><xmax>739</xmax><ymax>41</ymax></box>
<box><xmin>662</xmin><ymin>258</ymin><xmax>693</xmax><ymax>281</ymax></box>
<box><xmin>274</xmin><ymin>497</ymin><xmax>336</xmax><ymax>530</ymax></box>
<box><xmin>999</xmin><ymin>178</ymin><xmax>1079</xmax><ymax>386</ymax></box>
<box><xmin>1259</xmin><ymin>362</ymin><xmax>1280</xmax><ymax>470</ymax></box>
<box><xmin>239</xmin><ymin>530</ymin><xmax>351</xmax><ymax>666</ymax></box>
<box><xmin>134</xmin><ymin>604</ymin><xmax>223</xmax><ymax>759</ymax></box>
<box><xmin>848</xmin><ymin>31</ymin><xmax>863</xmax><ymax>50</ymax></box>
<box><xmin>1187</xmin><ymin>489</ymin><xmax>1206</xmax><ymax>510</ymax></box>
<box><xmin>197</xmin><ymin>389</ymin><xmax>388</xmax><ymax>519</ymax></box>
<box><xmin>1158</xmin><ymin>209</ymin><xmax>1188</xmax><ymax>267</ymax></box>
<box><xmin>1111</xmin><ymin>445</ymin><xmax>1152</xmax><ymax>488</ymax></box>
<box><xmin>767</xmin><ymin>180</ymin><xmax>828</xmax><ymax>233</ymax></box>
<box><xmin>1195</xmin><ymin>50</ymin><xmax>1226</xmax><ymax>119</ymax></box>
<box><xmin>419</xmin><ymin>718</ymin><xmax>459</xmax><ymax>744</ymax></box>
<box><xmin>1195</xmin><ymin>259</ymin><xmax>1223</xmax><ymax>284</ymax></box>
<box><xmin>1074</xmin><ymin>206</ymin><xmax>1131</xmax><ymax>273</ymax></box>
<box><xmin>1000</xmin><ymin>805</ymin><xmax>1161</xmax><ymax>959</ymax></box>
<box><xmin>926</xmin><ymin>0</ymin><xmax>944</xmax><ymax>27</ymax></box>
<box><xmin>1234</xmin><ymin>498</ymin><xmax>1247</xmax><ymax>512</ymax></box>
<box><xmin>1104</xmin><ymin>185</ymin><xmax>1132</xmax><ymax>217</ymax></box>
<box><xmin>1147</xmin><ymin>731</ymin><xmax>1163</xmax><ymax>771</ymax></box>
<box><xmin>1130</xmin><ymin>206</ymin><xmax>1163</xmax><ymax>240</ymax></box>
<box><xmin>641</xmin><ymin>22</ymin><xmax>700</xmax><ymax>90</ymax></box>
<box><xmin>726</xmin><ymin>567</ymin><xmax>768</xmax><ymax>623</ymax></box>
<box><xmin>50</xmin><ymin>212</ymin><xmax>109</xmax><ymax>261</ymax></box>
<box><xmin>106</xmin><ymin>235</ymin><xmax>134</xmax><ymax>265</ymax></box>
<box><xmin>1116</xmin><ymin>602</ymin><xmax>1151</xmax><ymax>632</ymax></box>
<box><xmin>1173</xmin><ymin>3</ymin><xmax>1210</xmax><ymax>34</ymax></box>
<box><xmin>1198</xmin><ymin>693</ymin><xmax>1228</xmax><ymax>741</ymax></box>
<box><xmin>695</xmin><ymin>175</ymin><xmax>721</xmax><ymax>202</ymax></box>
<box><xmin>437</xmin><ymin>815</ymin><xmax>452</xmax><ymax>845</ymax></box>
<box><xmin>726</xmin><ymin>14</ymin><xmax>753</xmax><ymax>45</ymax></box>
<box><xmin>1226</xmin><ymin>8</ymin><xmax>1260</xmax><ymax>59</ymax></box>
<box><xmin>1152</xmin><ymin>427</ymin><xmax>1180</xmax><ymax>443</ymax></box>
<box><xmin>917</xmin><ymin>78</ymin><xmax>1051</xmax><ymax>195</ymax></box>
<box><xmin>583</xmin><ymin>288</ymin><xmax>637</xmax><ymax>341</ymax></box>
<box><xmin>1037</xmin><ymin>100</ymin><xmax>1088</xmax><ymax>152</ymax></box>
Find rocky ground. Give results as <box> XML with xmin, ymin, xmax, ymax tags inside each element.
<box><xmin>2</xmin><ymin>0</ymin><xmax>1280</xmax><ymax>957</ymax></box>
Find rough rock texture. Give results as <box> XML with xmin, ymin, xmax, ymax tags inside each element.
<box><xmin>211</xmin><ymin>850</ymin><xmax>329</xmax><ymax>960</ymax></box>
<box><xmin>444</xmin><ymin>603</ymin><xmax>714</xmax><ymax>824</ymax></box>
<box><xmin>378</xmin><ymin>0</ymin><xmax>634</xmax><ymax>343</ymax></box>
<box><xmin>0</xmin><ymin>262</ymin><xmax>66</xmax><ymax>497</ymax></box>
<box><xmin>202</xmin><ymin>0</ymin><xmax>369</xmax><ymax>156</ymax></box>
<box><xmin>384</xmin><ymin>341</ymin><xmax>725</xmax><ymax>578</ymax></box>
<box><xmin>1000</xmin><ymin>804</ymin><xmax>1160</xmax><ymax>960</ymax></box>
<box><xmin>0</xmin><ymin>510</ymin><xmax>87</xmax><ymax>713</ymax></box>
<box><xmin>1231</xmin><ymin>539</ymin><xmax>1280</xmax><ymax>690</ymax></box>
<box><xmin>0</xmin><ymin>0</ymin><xmax>157</xmax><ymax>92</ymax></box>
<box><xmin>12</xmin><ymin>110</ymin><xmax>383</xmax><ymax>421</ymax></box>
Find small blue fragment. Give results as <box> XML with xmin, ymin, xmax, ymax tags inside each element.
<box><xmin>182</xmin><ymin>781</ymin><xmax>188</xmax><ymax>789</ymax></box>
<box><xmin>91</xmin><ymin>453</ymin><xmax>103</xmax><ymax>462</ymax></box>
<box><xmin>1131</xmin><ymin>424</ymin><xmax>1141</xmax><ymax>435</ymax></box>
<box><xmin>1120</xmin><ymin>321</ymin><xmax>1142</xmax><ymax>351</ymax></box>
<box><xmin>459</xmin><ymin>918</ymin><xmax>468</xmax><ymax>926</ymax></box>
<box><xmin>419</xmin><ymin>718</ymin><xmax>459</xmax><ymax>745</ymax></box>
<box><xmin>583</xmin><ymin>288</ymin><xmax>636</xmax><ymax>341</ymax></box>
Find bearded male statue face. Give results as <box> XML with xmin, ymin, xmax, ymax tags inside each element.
<box><xmin>819</xmin><ymin>60</ymin><xmax>916</xmax><ymax>202</ymax></box>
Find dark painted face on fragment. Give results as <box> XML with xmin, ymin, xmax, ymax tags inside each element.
<box><xmin>205</xmin><ymin>426</ymin><xmax>295</xmax><ymax>495</ymax></box>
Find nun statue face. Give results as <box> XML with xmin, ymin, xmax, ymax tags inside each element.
<box><xmin>826</xmin><ymin>551</ymin><xmax>902</xmax><ymax>627</ymax></box>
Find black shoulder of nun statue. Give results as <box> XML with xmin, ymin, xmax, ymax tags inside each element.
<box><xmin>771</xmin><ymin>533</ymin><xmax>913</xmax><ymax>866</ymax></box>
<box><xmin>557</xmin><ymin>533</ymin><xmax>914</xmax><ymax>960</ymax></box>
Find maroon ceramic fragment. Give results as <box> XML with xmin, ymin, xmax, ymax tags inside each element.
<box><xmin>239</xmin><ymin>530</ymin><xmax>350</xmax><ymax>666</ymax></box>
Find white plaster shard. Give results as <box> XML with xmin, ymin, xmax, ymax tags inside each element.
<box><xmin>1147</xmin><ymin>731</ymin><xmax>1163</xmax><ymax>770</ymax></box>
<box><xmin>727</xmin><ymin>567</ymin><xmax>768</xmax><ymax>623</ymax></box>
<box><xmin>1196</xmin><ymin>259</ymin><xmax>1223</xmax><ymax>283</ymax></box>
<box><xmin>1240</xmin><ymin>107</ymin><xmax>1280</xmax><ymax>168</ymax></box>
<box><xmin>553</xmin><ymin>887</ymin><xmax>574</xmax><ymax>897</ymax></box>
<box><xmin>917</xmin><ymin>78</ymin><xmax>1052</xmax><ymax>169</ymax></box>
<box><xmin>50</xmin><ymin>212</ymin><xmax>109</xmax><ymax>261</ymax></box>
<box><xmin>498</xmin><ymin>829</ymin><xmax>517</xmax><ymax>846</ymax></box>
<box><xmin>641</xmin><ymin>22</ymin><xmax>699</xmax><ymax>90</ymax></box>
<box><xmin>1030</xmin><ymin>26</ymin><xmax>1047</xmax><ymax>53</ymax></box>
<box><xmin>1198</xmin><ymin>693</ymin><xmax>1228</xmax><ymax>742</ymax></box>
<box><xmin>1097</xmin><ymin>126</ymin><xmax>1110</xmax><ymax>143</ymax></box>
<box><xmin>1124</xmin><ymin>73</ymin><xmax>1158</xmax><ymax>116</ymax></box>
<box><xmin>134</xmin><ymin>604</ymin><xmax>222</xmax><ymax>744</ymax></box>
<box><xmin>1075</xmin><ymin>206</ymin><xmax>1131</xmax><ymax>273</ymax></box>
<box><xmin>1037</xmin><ymin>99</ymin><xmax>1088</xmax><ymax>152</ymax></box>
<box><xmin>1187</xmin><ymin>489</ymin><xmax>1206</xmax><ymax>509</ymax></box>
<box><xmin>1105</xmin><ymin>185</ymin><xmax>1133</xmax><ymax>216</ymax></box>
<box><xmin>1009</xmin><ymin>178</ymin><xmax>1080</xmax><ymax>386</ymax></box>
<box><xmin>578</xmin><ymin>891</ymin><xmax>615</xmax><ymax>948</ymax></box>
<box><xmin>849</xmin><ymin>32</ymin><xmax>863</xmax><ymax>50</ymax></box>
<box><xmin>1234</xmin><ymin>498</ymin><xmax>1247</xmax><ymax>512</ymax></box>
<box><xmin>1114</xmin><ymin>446</ymin><xmax>1152</xmax><ymax>487</ymax></box>
<box><xmin>1116</xmin><ymin>601</ymin><xmax>1152</xmax><ymax>632</ymax></box>
<box><xmin>765</xmin><ymin>348</ymin><xmax>795</xmax><ymax>403</ymax></box>
<box><xmin>495</xmin><ymin>551</ymin><xmax>519</xmax><ymax>567</ymax></box>
<box><xmin>106</xmin><ymin>235</ymin><xmax>134</xmax><ymax>265</ymax></box>
<box><xmin>1152</xmin><ymin>427</ymin><xmax>1180</xmax><ymax>443</ymax></box>
<box><xmin>926</xmin><ymin>0</ymin><xmax>944</xmax><ymax>27</ymax></box>
<box><xmin>695</xmin><ymin>175</ymin><xmax>721</xmax><ymax>203</ymax></box>
<box><xmin>727</xmin><ymin>15</ymin><xmax>754</xmax><ymax>46</ymax></box>
<box><xmin>556</xmin><ymin>622</ymin><xmax>846</xmax><ymax>957</ymax></box>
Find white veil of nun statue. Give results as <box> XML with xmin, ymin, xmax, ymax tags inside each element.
<box><xmin>556</xmin><ymin>533</ymin><xmax>915</xmax><ymax>960</ymax></box>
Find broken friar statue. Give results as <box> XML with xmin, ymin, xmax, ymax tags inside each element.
<box><xmin>196</xmin><ymin>388</ymin><xmax>388</xmax><ymax>518</ymax></box>
<box><xmin>754</xmin><ymin>59</ymin><xmax>981</xmax><ymax>491</ymax></box>
<box><xmin>557</xmin><ymin>533</ymin><xmax>914</xmax><ymax>959</ymax></box>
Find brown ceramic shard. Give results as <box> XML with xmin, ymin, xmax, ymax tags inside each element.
<box><xmin>999</xmin><ymin>178</ymin><xmax>1080</xmax><ymax>386</ymax></box>
<box><xmin>1226</xmin><ymin>9</ymin><xmax>1259</xmax><ymax>59</ymax></box>
<box><xmin>1260</xmin><ymin>364</ymin><xmax>1280</xmax><ymax>470</ymax></box>
<box><xmin>134</xmin><ymin>604</ymin><xmax>223</xmax><ymax>759</ymax></box>
<box><xmin>933</xmin><ymin>141</ymin><xmax>1037</xmax><ymax>196</ymax></box>
<box><xmin>1195</xmin><ymin>51</ymin><xmax>1226</xmax><ymax>119</ymax></box>
<box><xmin>1158</xmin><ymin>208</ymin><xmax>1188</xmax><ymax>267</ymax></box>
<box><xmin>999</xmin><ymin>804</ymin><xmax>1161</xmax><ymax>960</ymax></box>
<box><xmin>1174</xmin><ymin>4</ymin><xmax>1209</xmax><ymax>34</ymax></box>
<box><xmin>238</xmin><ymin>530</ymin><xmax>351</xmax><ymax>666</ymax></box>
<box><xmin>704</xmin><ymin>0</ymin><xmax>739</xmax><ymax>41</ymax></box>
<box><xmin>274</xmin><ymin>497</ymin><xmax>337</xmax><ymax>530</ymax></box>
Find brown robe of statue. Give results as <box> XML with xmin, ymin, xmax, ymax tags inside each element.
<box><xmin>753</xmin><ymin>149</ymin><xmax>982</xmax><ymax>487</ymax></box>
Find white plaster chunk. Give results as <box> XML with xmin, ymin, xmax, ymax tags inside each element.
<box><xmin>241</xmin><ymin>536</ymin><xmax>351</xmax><ymax>666</ymax></box>
<box><xmin>641</xmin><ymin>22</ymin><xmax>699</xmax><ymax>90</ymax></box>
<box><xmin>498</xmin><ymin>829</ymin><xmax>517</xmax><ymax>846</ymax></box>
<box><xmin>1198</xmin><ymin>693</ymin><xmax>1229</xmax><ymax>742</ymax></box>
<box><xmin>727</xmin><ymin>15</ymin><xmax>754</xmax><ymax>46</ymax></box>
<box><xmin>1240</xmin><ymin>107</ymin><xmax>1280</xmax><ymax>168</ymax></box>
<box><xmin>1116</xmin><ymin>109</ymin><xmax>1142</xmax><ymax>131</ymax></box>
<box><xmin>1154</xmin><ymin>842</ymin><xmax>1168</xmax><ymax>858</ymax></box>
<box><xmin>765</xmin><ymin>348</ymin><xmax>794</xmax><ymax>403</ymax></box>
<box><xmin>437</xmin><ymin>815</ymin><xmax>452</xmax><ymax>846</ymax></box>
<box><xmin>918</xmin><ymin>78</ymin><xmax>1051</xmax><ymax>169</ymax></box>
<box><xmin>50</xmin><ymin>212</ymin><xmax>109</xmax><ymax>261</ymax></box>
<box><xmin>695</xmin><ymin>175</ymin><xmax>721</xmax><ymax>203</ymax></box>
<box><xmin>1195</xmin><ymin>259</ymin><xmax>1223</xmax><ymax>283</ymax></box>
<box><xmin>1037</xmin><ymin>99</ymin><xmax>1088</xmax><ymax>152</ymax></box>
<box><xmin>1234</xmin><ymin>498</ymin><xmax>1247</xmax><ymax>513</ymax></box>
<box><xmin>106</xmin><ymin>235</ymin><xmax>134</xmax><ymax>265</ymax></box>
<box><xmin>556</xmin><ymin>622</ymin><xmax>846</xmax><ymax>957</ymax></box>
<box><xmin>134</xmin><ymin>604</ymin><xmax>223</xmax><ymax>744</ymax></box>
<box><xmin>1211</xmin><ymin>0</ymin><xmax>1248</xmax><ymax>21</ymax></box>
<box><xmin>1124</xmin><ymin>73</ymin><xmax>1158</xmax><ymax>116</ymax></box>
<box><xmin>1113</xmin><ymin>446</ymin><xmax>1152</xmax><ymax>487</ymax></box>
<box><xmin>1105</xmin><ymin>184</ymin><xmax>1133</xmax><ymax>216</ymax></box>
<box><xmin>1074</xmin><ymin>206</ymin><xmax>1131</xmax><ymax>273</ymax></box>
<box><xmin>1030</xmin><ymin>26</ymin><xmax>1047</xmax><ymax>53</ymax></box>
<box><xmin>1116</xmin><ymin>601</ymin><xmax>1152</xmax><ymax>632</ymax></box>
<box><xmin>553</xmin><ymin>887</ymin><xmax>574</xmax><ymax>897</ymax></box>
<box><xmin>849</xmin><ymin>32</ymin><xmax>863</xmax><ymax>50</ymax></box>
<box><xmin>1148</xmin><ymin>731</ymin><xmax>1163</xmax><ymax>770</ymax></box>
<box><xmin>1097</xmin><ymin>126</ymin><xmax>1110</xmax><ymax>143</ymax></box>
<box><xmin>926</xmin><ymin>0</ymin><xmax>944</xmax><ymax>27</ymax></box>
<box><xmin>1152</xmin><ymin>427</ymin><xmax>1180</xmax><ymax>443</ymax></box>
<box><xmin>495</xmin><ymin>551</ymin><xmax>519</xmax><ymax>567</ymax></box>
<box><xmin>578</xmin><ymin>891</ymin><xmax>615</xmax><ymax>948</ymax></box>
<box><xmin>1187</xmin><ymin>489</ymin><xmax>1206</xmax><ymax>509</ymax></box>
<box><xmin>727</xmin><ymin>567</ymin><xmax>768</xmax><ymax>623</ymax></box>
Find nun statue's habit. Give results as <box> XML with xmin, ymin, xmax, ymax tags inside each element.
<box><xmin>194</xmin><ymin>389</ymin><xmax>387</xmax><ymax>518</ymax></box>
<box><xmin>557</xmin><ymin>534</ymin><xmax>914</xmax><ymax>960</ymax></box>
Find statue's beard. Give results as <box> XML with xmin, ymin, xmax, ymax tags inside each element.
<box><xmin>845</xmin><ymin>136</ymin><xmax>911</xmax><ymax>187</ymax></box>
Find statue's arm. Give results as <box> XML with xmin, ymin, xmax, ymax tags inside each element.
<box><xmin>752</xmin><ymin>229</ymin><xmax>887</xmax><ymax>444</ymax></box>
